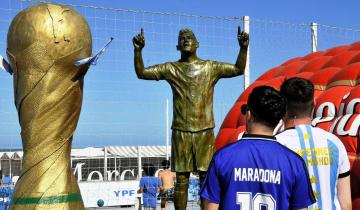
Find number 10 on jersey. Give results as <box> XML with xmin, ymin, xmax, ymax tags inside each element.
<box><xmin>237</xmin><ymin>192</ymin><xmax>276</xmax><ymax>210</ymax></box>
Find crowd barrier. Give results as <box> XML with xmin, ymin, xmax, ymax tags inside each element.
<box><xmin>0</xmin><ymin>179</ymin><xmax>199</xmax><ymax>208</ymax></box>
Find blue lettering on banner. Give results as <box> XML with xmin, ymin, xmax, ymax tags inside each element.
<box><xmin>114</xmin><ymin>190</ymin><xmax>136</xmax><ymax>197</ymax></box>
<box><xmin>114</xmin><ymin>191</ymin><xmax>120</xmax><ymax>197</ymax></box>
<box><xmin>129</xmin><ymin>190</ymin><xmax>135</xmax><ymax>197</ymax></box>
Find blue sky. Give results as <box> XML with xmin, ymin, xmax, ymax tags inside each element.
<box><xmin>0</xmin><ymin>0</ymin><xmax>359</xmax><ymax>148</ymax></box>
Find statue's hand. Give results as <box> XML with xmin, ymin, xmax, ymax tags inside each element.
<box><xmin>237</xmin><ymin>26</ymin><xmax>249</xmax><ymax>48</ymax></box>
<box><xmin>133</xmin><ymin>28</ymin><xmax>145</xmax><ymax>50</ymax></box>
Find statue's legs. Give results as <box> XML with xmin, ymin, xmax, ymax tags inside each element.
<box><xmin>198</xmin><ymin>171</ymin><xmax>207</xmax><ymax>210</ymax></box>
<box><xmin>174</xmin><ymin>172</ymin><xmax>190</xmax><ymax>210</ymax></box>
<box><xmin>172</xmin><ymin>129</ymin><xmax>215</xmax><ymax>210</ymax></box>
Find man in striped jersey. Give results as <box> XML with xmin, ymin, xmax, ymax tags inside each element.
<box><xmin>276</xmin><ymin>77</ymin><xmax>352</xmax><ymax>210</ymax></box>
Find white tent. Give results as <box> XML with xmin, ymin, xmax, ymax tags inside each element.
<box><xmin>106</xmin><ymin>145</ymin><xmax>170</xmax><ymax>158</ymax></box>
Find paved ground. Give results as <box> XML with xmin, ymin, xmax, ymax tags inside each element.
<box><xmin>86</xmin><ymin>202</ymin><xmax>201</xmax><ymax>210</ymax></box>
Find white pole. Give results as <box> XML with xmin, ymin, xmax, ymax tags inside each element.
<box><xmin>166</xmin><ymin>98</ymin><xmax>170</xmax><ymax>160</ymax></box>
<box><xmin>118</xmin><ymin>156</ymin><xmax>121</xmax><ymax>181</ymax></box>
<box><xmin>9</xmin><ymin>159</ymin><xmax>11</xmax><ymax>178</ymax></box>
<box><xmin>104</xmin><ymin>147</ymin><xmax>107</xmax><ymax>181</ymax></box>
<box><xmin>243</xmin><ymin>16</ymin><xmax>250</xmax><ymax>89</ymax></box>
<box><xmin>311</xmin><ymin>22</ymin><xmax>318</xmax><ymax>53</ymax></box>
<box><xmin>114</xmin><ymin>156</ymin><xmax>117</xmax><ymax>181</ymax></box>
<box><xmin>137</xmin><ymin>146</ymin><xmax>142</xmax><ymax>179</ymax></box>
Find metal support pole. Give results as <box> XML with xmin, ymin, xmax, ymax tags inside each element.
<box><xmin>114</xmin><ymin>156</ymin><xmax>117</xmax><ymax>181</ymax></box>
<box><xmin>311</xmin><ymin>22</ymin><xmax>318</xmax><ymax>53</ymax></box>
<box><xmin>9</xmin><ymin>159</ymin><xmax>11</xmax><ymax>178</ymax></box>
<box><xmin>166</xmin><ymin>98</ymin><xmax>170</xmax><ymax>160</ymax></box>
<box><xmin>137</xmin><ymin>146</ymin><xmax>142</xmax><ymax>179</ymax></box>
<box><xmin>118</xmin><ymin>156</ymin><xmax>121</xmax><ymax>181</ymax></box>
<box><xmin>104</xmin><ymin>147</ymin><xmax>108</xmax><ymax>181</ymax></box>
<box><xmin>243</xmin><ymin>16</ymin><xmax>250</xmax><ymax>89</ymax></box>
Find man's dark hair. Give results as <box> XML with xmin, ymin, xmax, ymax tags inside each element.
<box><xmin>161</xmin><ymin>159</ymin><xmax>170</xmax><ymax>169</ymax></box>
<box><xmin>247</xmin><ymin>86</ymin><xmax>286</xmax><ymax>128</ymax></box>
<box><xmin>280</xmin><ymin>77</ymin><xmax>314</xmax><ymax>118</ymax></box>
<box><xmin>142</xmin><ymin>163</ymin><xmax>156</xmax><ymax>176</ymax></box>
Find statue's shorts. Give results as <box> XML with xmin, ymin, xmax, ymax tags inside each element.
<box><xmin>171</xmin><ymin>129</ymin><xmax>214</xmax><ymax>172</ymax></box>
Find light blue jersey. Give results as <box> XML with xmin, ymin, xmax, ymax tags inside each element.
<box><xmin>276</xmin><ymin>125</ymin><xmax>350</xmax><ymax>210</ymax></box>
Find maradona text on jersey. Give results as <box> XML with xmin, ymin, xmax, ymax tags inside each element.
<box><xmin>234</xmin><ymin>168</ymin><xmax>281</xmax><ymax>184</ymax></box>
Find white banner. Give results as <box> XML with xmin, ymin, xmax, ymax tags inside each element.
<box><xmin>79</xmin><ymin>181</ymin><xmax>139</xmax><ymax>207</ymax></box>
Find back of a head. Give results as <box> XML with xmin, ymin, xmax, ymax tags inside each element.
<box><xmin>143</xmin><ymin>163</ymin><xmax>156</xmax><ymax>177</ymax></box>
<box><xmin>248</xmin><ymin>86</ymin><xmax>286</xmax><ymax>128</ymax></box>
<box><xmin>280</xmin><ymin>77</ymin><xmax>314</xmax><ymax>118</ymax></box>
<box><xmin>161</xmin><ymin>159</ymin><xmax>170</xmax><ymax>169</ymax></box>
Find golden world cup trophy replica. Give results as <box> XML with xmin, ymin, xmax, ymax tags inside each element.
<box><xmin>7</xmin><ymin>3</ymin><xmax>92</xmax><ymax>209</ymax></box>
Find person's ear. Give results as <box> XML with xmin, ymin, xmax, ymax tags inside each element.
<box><xmin>246</xmin><ymin>110</ymin><xmax>252</xmax><ymax>121</ymax></box>
<box><xmin>195</xmin><ymin>41</ymin><xmax>199</xmax><ymax>48</ymax></box>
<box><xmin>245</xmin><ymin>110</ymin><xmax>251</xmax><ymax>133</ymax></box>
<box><xmin>176</xmin><ymin>45</ymin><xmax>180</xmax><ymax>51</ymax></box>
<box><xmin>283</xmin><ymin>111</ymin><xmax>289</xmax><ymax>122</ymax></box>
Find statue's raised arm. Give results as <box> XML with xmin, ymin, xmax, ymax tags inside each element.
<box><xmin>133</xmin><ymin>28</ymin><xmax>146</xmax><ymax>79</ymax></box>
<box><xmin>236</xmin><ymin>26</ymin><xmax>249</xmax><ymax>74</ymax></box>
<box><xmin>214</xmin><ymin>26</ymin><xmax>249</xmax><ymax>79</ymax></box>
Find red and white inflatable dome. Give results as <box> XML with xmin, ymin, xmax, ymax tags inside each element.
<box><xmin>216</xmin><ymin>42</ymin><xmax>360</xmax><ymax>207</ymax></box>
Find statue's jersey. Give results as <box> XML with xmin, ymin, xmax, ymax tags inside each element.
<box><xmin>144</xmin><ymin>59</ymin><xmax>242</xmax><ymax>132</ymax></box>
<box><xmin>276</xmin><ymin>125</ymin><xmax>350</xmax><ymax>210</ymax></box>
<box><xmin>200</xmin><ymin>134</ymin><xmax>316</xmax><ymax>210</ymax></box>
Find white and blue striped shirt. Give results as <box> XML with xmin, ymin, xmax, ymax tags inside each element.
<box><xmin>276</xmin><ymin>124</ymin><xmax>350</xmax><ymax>210</ymax></box>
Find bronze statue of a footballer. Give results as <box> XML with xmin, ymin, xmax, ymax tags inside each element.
<box><xmin>133</xmin><ymin>27</ymin><xmax>249</xmax><ymax>209</ymax></box>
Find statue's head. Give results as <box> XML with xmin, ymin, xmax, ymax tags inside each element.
<box><xmin>7</xmin><ymin>3</ymin><xmax>92</xmax><ymax>109</ymax></box>
<box><xmin>177</xmin><ymin>28</ymin><xmax>199</xmax><ymax>53</ymax></box>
